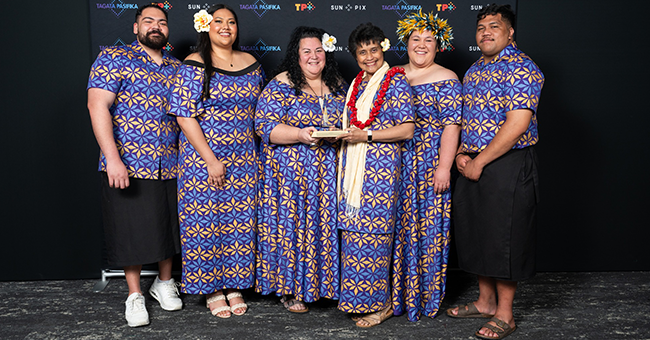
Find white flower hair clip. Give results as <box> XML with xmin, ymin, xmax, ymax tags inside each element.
<box><xmin>322</xmin><ymin>33</ymin><xmax>337</xmax><ymax>52</ymax></box>
<box><xmin>380</xmin><ymin>38</ymin><xmax>391</xmax><ymax>52</ymax></box>
<box><xmin>194</xmin><ymin>10</ymin><xmax>213</xmax><ymax>33</ymax></box>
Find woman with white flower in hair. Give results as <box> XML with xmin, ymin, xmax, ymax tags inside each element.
<box><xmin>255</xmin><ymin>26</ymin><xmax>347</xmax><ymax>313</ymax></box>
<box><xmin>391</xmin><ymin>10</ymin><xmax>461</xmax><ymax>322</ymax></box>
<box><xmin>167</xmin><ymin>4</ymin><xmax>263</xmax><ymax>318</ymax></box>
<box><xmin>335</xmin><ymin>22</ymin><xmax>414</xmax><ymax>328</ymax></box>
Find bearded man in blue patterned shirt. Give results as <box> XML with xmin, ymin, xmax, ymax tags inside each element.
<box><xmin>446</xmin><ymin>4</ymin><xmax>544</xmax><ymax>340</ymax></box>
<box><xmin>87</xmin><ymin>4</ymin><xmax>182</xmax><ymax>328</ymax></box>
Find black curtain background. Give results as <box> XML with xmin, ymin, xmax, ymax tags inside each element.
<box><xmin>1</xmin><ymin>0</ymin><xmax>648</xmax><ymax>281</ymax></box>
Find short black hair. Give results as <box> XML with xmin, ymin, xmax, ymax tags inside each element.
<box><xmin>348</xmin><ymin>22</ymin><xmax>386</xmax><ymax>57</ymax></box>
<box><xmin>135</xmin><ymin>3</ymin><xmax>168</xmax><ymax>22</ymax></box>
<box><xmin>477</xmin><ymin>4</ymin><xmax>515</xmax><ymax>29</ymax></box>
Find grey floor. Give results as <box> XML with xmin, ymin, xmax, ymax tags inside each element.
<box><xmin>1</xmin><ymin>271</ymin><xmax>649</xmax><ymax>340</ymax></box>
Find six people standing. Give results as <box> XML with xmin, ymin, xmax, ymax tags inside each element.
<box><xmin>87</xmin><ymin>4</ymin><xmax>541</xmax><ymax>338</ymax></box>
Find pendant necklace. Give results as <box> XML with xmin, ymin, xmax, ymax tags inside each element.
<box><xmin>307</xmin><ymin>80</ymin><xmax>329</xmax><ymax>127</ymax></box>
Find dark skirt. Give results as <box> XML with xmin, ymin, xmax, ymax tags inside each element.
<box><xmin>100</xmin><ymin>172</ymin><xmax>180</xmax><ymax>267</ymax></box>
<box><xmin>453</xmin><ymin>147</ymin><xmax>539</xmax><ymax>281</ymax></box>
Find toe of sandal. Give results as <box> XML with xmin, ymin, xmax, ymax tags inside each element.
<box><xmin>355</xmin><ymin>307</ymin><xmax>393</xmax><ymax>328</ymax></box>
<box><xmin>210</xmin><ymin>305</ymin><xmax>232</xmax><ymax>318</ymax></box>
<box><xmin>475</xmin><ymin>317</ymin><xmax>516</xmax><ymax>340</ymax></box>
<box><xmin>230</xmin><ymin>302</ymin><xmax>248</xmax><ymax>316</ymax></box>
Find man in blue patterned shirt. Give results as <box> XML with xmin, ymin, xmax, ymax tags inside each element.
<box><xmin>87</xmin><ymin>4</ymin><xmax>182</xmax><ymax>327</ymax></box>
<box><xmin>447</xmin><ymin>4</ymin><xmax>544</xmax><ymax>340</ymax></box>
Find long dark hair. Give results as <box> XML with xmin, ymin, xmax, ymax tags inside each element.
<box><xmin>196</xmin><ymin>4</ymin><xmax>241</xmax><ymax>100</ymax></box>
<box><xmin>270</xmin><ymin>26</ymin><xmax>344</xmax><ymax>96</ymax></box>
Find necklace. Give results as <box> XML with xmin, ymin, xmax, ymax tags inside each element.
<box><xmin>347</xmin><ymin>67</ymin><xmax>405</xmax><ymax>129</ymax></box>
<box><xmin>213</xmin><ymin>52</ymin><xmax>234</xmax><ymax>68</ymax></box>
<box><xmin>305</xmin><ymin>79</ymin><xmax>323</xmax><ymax>98</ymax></box>
<box><xmin>306</xmin><ymin>80</ymin><xmax>330</xmax><ymax>127</ymax></box>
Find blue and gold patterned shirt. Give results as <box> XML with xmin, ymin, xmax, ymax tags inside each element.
<box><xmin>87</xmin><ymin>41</ymin><xmax>181</xmax><ymax>180</ymax></box>
<box><xmin>461</xmin><ymin>42</ymin><xmax>544</xmax><ymax>153</ymax></box>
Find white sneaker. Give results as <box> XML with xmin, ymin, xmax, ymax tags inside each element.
<box><xmin>125</xmin><ymin>292</ymin><xmax>149</xmax><ymax>327</ymax></box>
<box><xmin>149</xmin><ymin>277</ymin><xmax>183</xmax><ymax>311</ymax></box>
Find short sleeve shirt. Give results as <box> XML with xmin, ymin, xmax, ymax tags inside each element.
<box><xmin>87</xmin><ymin>41</ymin><xmax>181</xmax><ymax>179</ymax></box>
<box><xmin>461</xmin><ymin>43</ymin><xmax>544</xmax><ymax>153</ymax></box>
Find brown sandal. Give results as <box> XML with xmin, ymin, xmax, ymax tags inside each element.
<box><xmin>355</xmin><ymin>306</ymin><xmax>393</xmax><ymax>328</ymax></box>
<box><xmin>280</xmin><ymin>295</ymin><xmax>309</xmax><ymax>313</ymax></box>
<box><xmin>475</xmin><ymin>317</ymin><xmax>516</xmax><ymax>339</ymax></box>
<box><xmin>446</xmin><ymin>302</ymin><xmax>495</xmax><ymax>318</ymax></box>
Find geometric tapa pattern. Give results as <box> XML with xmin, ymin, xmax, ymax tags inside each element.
<box><xmin>338</xmin><ymin>231</ymin><xmax>393</xmax><ymax>314</ymax></box>
<box><xmin>393</xmin><ymin>79</ymin><xmax>462</xmax><ymax>321</ymax></box>
<box><xmin>254</xmin><ymin>79</ymin><xmax>346</xmax><ymax>302</ymax></box>
<box><xmin>87</xmin><ymin>41</ymin><xmax>181</xmax><ymax>180</ymax></box>
<box><xmin>336</xmin><ymin>72</ymin><xmax>414</xmax><ymax>313</ymax></box>
<box><xmin>167</xmin><ymin>62</ymin><xmax>265</xmax><ymax>294</ymax></box>
<box><xmin>461</xmin><ymin>43</ymin><xmax>544</xmax><ymax>153</ymax></box>
<box><xmin>337</xmin><ymin>72</ymin><xmax>414</xmax><ymax>235</ymax></box>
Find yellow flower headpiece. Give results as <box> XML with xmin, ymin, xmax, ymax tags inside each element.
<box><xmin>396</xmin><ymin>10</ymin><xmax>454</xmax><ymax>51</ymax></box>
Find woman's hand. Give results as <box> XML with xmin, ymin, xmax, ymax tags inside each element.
<box><xmin>336</xmin><ymin>127</ymin><xmax>366</xmax><ymax>144</ymax></box>
<box><xmin>298</xmin><ymin>126</ymin><xmax>318</xmax><ymax>145</ymax></box>
<box><xmin>207</xmin><ymin>159</ymin><xmax>227</xmax><ymax>189</ymax></box>
<box><xmin>432</xmin><ymin>168</ymin><xmax>451</xmax><ymax>194</ymax></box>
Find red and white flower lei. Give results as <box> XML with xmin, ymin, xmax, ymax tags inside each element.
<box><xmin>347</xmin><ymin>67</ymin><xmax>405</xmax><ymax>129</ymax></box>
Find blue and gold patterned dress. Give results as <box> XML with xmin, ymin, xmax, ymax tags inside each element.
<box><xmin>167</xmin><ymin>61</ymin><xmax>264</xmax><ymax>294</ymax></box>
<box><xmin>255</xmin><ymin>79</ymin><xmax>346</xmax><ymax>303</ymax></box>
<box><xmin>392</xmin><ymin>79</ymin><xmax>462</xmax><ymax>321</ymax></box>
<box><xmin>337</xmin><ymin>73</ymin><xmax>414</xmax><ymax>314</ymax></box>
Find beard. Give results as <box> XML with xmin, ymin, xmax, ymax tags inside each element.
<box><xmin>138</xmin><ymin>29</ymin><xmax>168</xmax><ymax>50</ymax></box>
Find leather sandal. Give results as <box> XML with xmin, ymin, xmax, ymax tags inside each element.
<box><xmin>226</xmin><ymin>291</ymin><xmax>248</xmax><ymax>316</ymax></box>
<box><xmin>446</xmin><ymin>302</ymin><xmax>495</xmax><ymax>318</ymax></box>
<box><xmin>206</xmin><ymin>293</ymin><xmax>231</xmax><ymax>318</ymax></box>
<box><xmin>355</xmin><ymin>306</ymin><xmax>393</xmax><ymax>328</ymax></box>
<box><xmin>280</xmin><ymin>295</ymin><xmax>309</xmax><ymax>313</ymax></box>
<box><xmin>475</xmin><ymin>317</ymin><xmax>516</xmax><ymax>339</ymax></box>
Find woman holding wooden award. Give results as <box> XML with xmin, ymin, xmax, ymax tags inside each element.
<box><xmin>254</xmin><ymin>26</ymin><xmax>347</xmax><ymax>313</ymax></box>
<box><xmin>335</xmin><ymin>23</ymin><xmax>414</xmax><ymax>328</ymax></box>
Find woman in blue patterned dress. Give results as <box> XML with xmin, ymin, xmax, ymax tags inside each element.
<box><xmin>335</xmin><ymin>23</ymin><xmax>414</xmax><ymax>328</ymax></box>
<box><xmin>391</xmin><ymin>11</ymin><xmax>462</xmax><ymax>322</ymax></box>
<box><xmin>255</xmin><ymin>26</ymin><xmax>346</xmax><ymax>313</ymax></box>
<box><xmin>167</xmin><ymin>4</ymin><xmax>263</xmax><ymax>318</ymax></box>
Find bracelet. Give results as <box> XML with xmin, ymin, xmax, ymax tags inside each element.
<box><xmin>367</xmin><ymin>130</ymin><xmax>373</xmax><ymax>143</ymax></box>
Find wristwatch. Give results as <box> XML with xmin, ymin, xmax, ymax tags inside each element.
<box><xmin>367</xmin><ymin>130</ymin><xmax>373</xmax><ymax>143</ymax></box>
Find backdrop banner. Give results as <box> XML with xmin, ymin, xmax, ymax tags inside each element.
<box><xmin>89</xmin><ymin>0</ymin><xmax>517</xmax><ymax>81</ymax></box>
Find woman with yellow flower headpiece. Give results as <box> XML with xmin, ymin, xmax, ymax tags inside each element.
<box><xmin>391</xmin><ymin>10</ymin><xmax>462</xmax><ymax>322</ymax></box>
<box><xmin>167</xmin><ymin>4</ymin><xmax>263</xmax><ymax>318</ymax></box>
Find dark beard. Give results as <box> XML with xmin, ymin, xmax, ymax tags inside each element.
<box><xmin>138</xmin><ymin>30</ymin><xmax>168</xmax><ymax>50</ymax></box>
